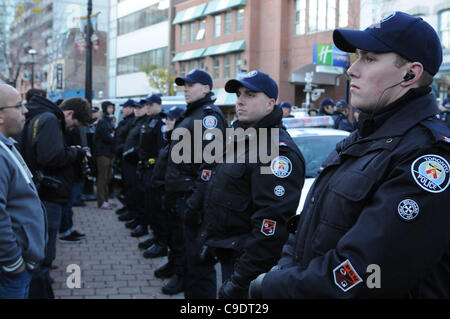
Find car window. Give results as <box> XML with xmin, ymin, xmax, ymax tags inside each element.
<box><xmin>292</xmin><ymin>135</ymin><xmax>347</xmax><ymax>177</ymax></box>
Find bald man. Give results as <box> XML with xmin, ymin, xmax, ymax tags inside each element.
<box><xmin>0</xmin><ymin>84</ymin><xmax>46</xmax><ymax>298</ymax></box>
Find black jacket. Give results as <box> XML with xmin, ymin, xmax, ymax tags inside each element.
<box><xmin>113</xmin><ymin>114</ymin><xmax>135</xmax><ymax>157</ymax></box>
<box><xmin>19</xmin><ymin>95</ymin><xmax>84</xmax><ymax>204</ymax></box>
<box><xmin>165</xmin><ymin>93</ymin><xmax>227</xmax><ymax>194</ymax></box>
<box><xmin>138</xmin><ymin>112</ymin><xmax>166</xmax><ymax>162</ymax></box>
<box><xmin>201</xmin><ymin>106</ymin><xmax>306</xmax><ymax>288</ymax></box>
<box><xmin>93</xmin><ymin>115</ymin><xmax>115</xmax><ymax>158</ymax></box>
<box><xmin>122</xmin><ymin>115</ymin><xmax>148</xmax><ymax>164</ymax></box>
<box><xmin>259</xmin><ymin>88</ymin><xmax>450</xmax><ymax>298</ymax></box>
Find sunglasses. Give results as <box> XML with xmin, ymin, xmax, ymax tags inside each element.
<box><xmin>0</xmin><ymin>101</ymin><xmax>25</xmax><ymax>111</ymax></box>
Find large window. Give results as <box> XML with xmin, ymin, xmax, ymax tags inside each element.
<box><xmin>440</xmin><ymin>9</ymin><xmax>450</xmax><ymax>50</ymax></box>
<box><xmin>181</xmin><ymin>24</ymin><xmax>187</xmax><ymax>45</ymax></box>
<box><xmin>196</xmin><ymin>19</ymin><xmax>206</xmax><ymax>40</ymax></box>
<box><xmin>117</xmin><ymin>47</ymin><xmax>168</xmax><ymax>75</ymax></box>
<box><xmin>118</xmin><ymin>4</ymin><xmax>168</xmax><ymax>35</ymax></box>
<box><xmin>294</xmin><ymin>0</ymin><xmax>306</xmax><ymax>35</ymax></box>
<box><xmin>236</xmin><ymin>8</ymin><xmax>244</xmax><ymax>32</ymax></box>
<box><xmin>308</xmin><ymin>0</ymin><xmax>336</xmax><ymax>33</ymax></box>
<box><xmin>235</xmin><ymin>52</ymin><xmax>243</xmax><ymax>75</ymax></box>
<box><xmin>189</xmin><ymin>22</ymin><xmax>196</xmax><ymax>43</ymax></box>
<box><xmin>214</xmin><ymin>15</ymin><xmax>221</xmax><ymax>37</ymax></box>
<box><xmin>224</xmin><ymin>11</ymin><xmax>232</xmax><ymax>35</ymax></box>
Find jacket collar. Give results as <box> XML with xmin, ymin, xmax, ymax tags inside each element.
<box><xmin>233</xmin><ymin>106</ymin><xmax>283</xmax><ymax>130</ymax></box>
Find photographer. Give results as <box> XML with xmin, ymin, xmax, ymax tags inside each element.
<box><xmin>19</xmin><ymin>95</ymin><xmax>90</xmax><ymax>298</ymax></box>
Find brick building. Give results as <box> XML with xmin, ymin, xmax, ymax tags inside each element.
<box><xmin>171</xmin><ymin>0</ymin><xmax>360</xmax><ymax>119</ymax></box>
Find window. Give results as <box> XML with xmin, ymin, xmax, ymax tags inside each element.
<box><xmin>189</xmin><ymin>22</ymin><xmax>196</xmax><ymax>42</ymax></box>
<box><xmin>181</xmin><ymin>24</ymin><xmax>187</xmax><ymax>45</ymax></box>
<box><xmin>235</xmin><ymin>52</ymin><xmax>243</xmax><ymax>76</ymax></box>
<box><xmin>294</xmin><ymin>0</ymin><xmax>306</xmax><ymax>35</ymax></box>
<box><xmin>213</xmin><ymin>56</ymin><xmax>220</xmax><ymax>79</ymax></box>
<box><xmin>117</xmin><ymin>47</ymin><xmax>168</xmax><ymax>75</ymax></box>
<box><xmin>338</xmin><ymin>0</ymin><xmax>348</xmax><ymax>28</ymax></box>
<box><xmin>214</xmin><ymin>15</ymin><xmax>221</xmax><ymax>37</ymax></box>
<box><xmin>198</xmin><ymin>58</ymin><xmax>205</xmax><ymax>70</ymax></box>
<box><xmin>236</xmin><ymin>8</ymin><xmax>244</xmax><ymax>32</ymax></box>
<box><xmin>196</xmin><ymin>19</ymin><xmax>206</xmax><ymax>40</ymax></box>
<box><xmin>440</xmin><ymin>10</ymin><xmax>450</xmax><ymax>50</ymax></box>
<box><xmin>118</xmin><ymin>4</ymin><xmax>168</xmax><ymax>35</ymax></box>
<box><xmin>223</xmin><ymin>54</ymin><xmax>231</xmax><ymax>79</ymax></box>
<box><xmin>179</xmin><ymin>62</ymin><xmax>186</xmax><ymax>77</ymax></box>
<box><xmin>224</xmin><ymin>11</ymin><xmax>232</xmax><ymax>35</ymax></box>
<box><xmin>308</xmin><ymin>0</ymin><xmax>336</xmax><ymax>33</ymax></box>
<box><xmin>189</xmin><ymin>60</ymin><xmax>195</xmax><ymax>72</ymax></box>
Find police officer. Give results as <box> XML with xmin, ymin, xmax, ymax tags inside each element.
<box><xmin>333</xmin><ymin>100</ymin><xmax>354</xmax><ymax>132</ymax></box>
<box><xmin>135</xmin><ymin>94</ymin><xmax>167</xmax><ymax>257</ymax></box>
<box><xmin>438</xmin><ymin>98</ymin><xmax>450</xmax><ymax>129</ymax></box>
<box><xmin>279</xmin><ymin>101</ymin><xmax>294</xmax><ymax>118</ymax></box>
<box><xmin>249</xmin><ymin>12</ymin><xmax>450</xmax><ymax>298</ymax></box>
<box><xmin>318</xmin><ymin>98</ymin><xmax>335</xmax><ymax>115</ymax></box>
<box><xmin>164</xmin><ymin>69</ymin><xmax>227</xmax><ymax>298</ymax></box>
<box><xmin>113</xmin><ymin>99</ymin><xmax>136</xmax><ymax>215</ymax></box>
<box><xmin>118</xmin><ymin>100</ymin><xmax>147</xmax><ymax>232</ymax></box>
<box><xmin>199</xmin><ymin>71</ymin><xmax>305</xmax><ymax>299</ymax></box>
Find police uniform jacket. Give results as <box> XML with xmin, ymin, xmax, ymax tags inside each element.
<box><xmin>202</xmin><ymin>106</ymin><xmax>306</xmax><ymax>288</ymax></box>
<box><xmin>138</xmin><ymin>112</ymin><xmax>166</xmax><ymax>163</ymax></box>
<box><xmin>165</xmin><ymin>92</ymin><xmax>227</xmax><ymax>194</ymax></box>
<box><xmin>122</xmin><ymin>115</ymin><xmax>148</xmax><ymax>163</ymax></box>
<box><xmin>439</xmin><ymin>111</ymin><xmax>450</xmax><ymax>130</ymax></box>
<box><xmin>259</xmin><ymin>87</ymin><xmax>450</xmax><ymax>298</ymax></box>
<box><xmin>113</xmin><ymin>113</ymin><xmax>135</xmax><ymax>157</ymax></box>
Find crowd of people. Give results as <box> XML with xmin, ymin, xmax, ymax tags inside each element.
<box><xmin>0</xmin><ymin>11</ymin><xmax>449</xmax><ymax>300</ymax></box>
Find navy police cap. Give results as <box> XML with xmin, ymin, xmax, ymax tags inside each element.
<box><xmin>225</xmin><ymin>70</ymin><xmax>278</xmax><ymax>100</ymax></box>
<box><xmin>333</xmin><ymin>11</ymin><xmax>443</xmax><ymax>76</ymax></box>
<box><xmin>279</xmin><ymin>101</ymin><xmax>292</xmax><ymax>109</ymax></box>
<box><xmin>140</xmin><ymin>94</ymin><xmax>162</xmax><ymax>105</ymax></box>
<box><xmin>175</xmin><ymin>69</ymin><xmax>213</xmax><ymax>90</ymax></box>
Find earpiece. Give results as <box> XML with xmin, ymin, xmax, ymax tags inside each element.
<box><xmin>403</xmin><ymin>73</ymin><xmax>415</xmax><ymax>81</ymax></box>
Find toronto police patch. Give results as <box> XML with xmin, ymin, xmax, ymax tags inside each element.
<box><xmin>411</xmin><ymin>154</ymin><xmax>450</xmax><ymax>193</ymax></box>
<box><xmin>270</xmin><ymin>156</ymin><xmax>292</xmax><ymax>178</ymax></box>
<box><xmin>202</xmin><ymin>115</ymin><xmax>218</xmax><ymax>129</ymax></box>
<box><xmin>261</xmin><ymin>219</ymin><xmax>276</xmax><ymax>236</ymax></box>
<box><xmin>201</xmin><ymin>169</ymin><xmax>212</xmax><ymax>181</ymax></box>
<box><xmin>333</xmin><ymin>259</ymin><xmax>363</xmax><ymax>292</ymax></box>
<box><xmin>397</xmin><ymin>199</ymin><xmax>419</xmax><ymax>221</ymax></box>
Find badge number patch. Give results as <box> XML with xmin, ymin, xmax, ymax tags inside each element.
<box><xmin>261</xmin><ymin>219</ymin><xmax>276</xmax><ymax>236</ymax></box>
<box><xmin>397</xmin><ymin>199</ymin><xmax>419</xmax><ymax>221</ymax></box>
<box><xmin>333</xmin><ymin>259</ymin><xmax>362</xmax><ymax>292</ymax></box>
<box><xmin>270</xmin><ymin>156</ymin><xmax>292</xmax><ymax>178</ymax></box>
<box><xmin>411</xmin><ymin>154</ymin><xmax>450</xmax><ymax>193</ymax></box>
<box><xmin>274</xmin><ymin>185</ymin><xmax>285</xmax><ymax>197</ymax></box>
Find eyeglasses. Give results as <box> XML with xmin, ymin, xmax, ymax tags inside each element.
<box><xmin>0</xmin><ymin>101</ymin><xmax>25</xmax><ymax>111</ymax></box>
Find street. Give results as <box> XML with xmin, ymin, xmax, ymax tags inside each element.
<box><xmin>50</xmin><ymin>199</ymin><xmax>184</xmax><ymax>299</ymax></box>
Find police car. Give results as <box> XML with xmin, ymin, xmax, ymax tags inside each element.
<box><xmin>283</xmin><ymin>116</ymin><xmax>351</xmax><ymax>214</ymax></box>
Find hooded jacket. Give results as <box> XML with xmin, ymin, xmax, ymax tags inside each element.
<box><xmin>19</xmin><ymin>95</ymin><xmax>84</xmax><ymax>204</ymax></box>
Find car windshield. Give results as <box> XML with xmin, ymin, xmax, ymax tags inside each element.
<box><xmin>292</xmin><ymin>135</ymin><xmax>347</xmax><ymax>178</ymax></box>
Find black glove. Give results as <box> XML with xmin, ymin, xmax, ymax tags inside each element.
<box><xmin>248</xmin><ymin>272</ymin><xmax>266</xmax><ymax>299</ymax></box>
<box><xmin>199</xmin><ymin>245</ymin><xmax>218</xmax><ymax>266</ymax></box>
<box><xmin>219</xmin><ymin>279</ymin><xmax>248</xmax><ymax>299</ymax></box>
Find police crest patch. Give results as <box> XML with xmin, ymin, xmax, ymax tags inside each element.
<box><xmin>201</xmin><ymin>169</ymin><xmax>212</xmax><ymax>181</ymax></box>
<box><xmin>270</xmin><ymin>156</ymin><xmax>292</xmax><ymax>178</ymax></box>
<box><xmin>333</xmin><ymin>259</ymin><xmax>363</xmax><ymax>292</ymax></box>
<box><xmin>261</xmin><ymin>219</ymin><xmax>276</xmax><ymax>236</ymax></box>
<box><xmin>397</xmin><ymin>199</ymin><xmax>419</xmax><ymax>221</ymax></box>
<box><xmin>411</xmin><ymin>154</ymin><xmax>450</xmax><ymax>193</ymax></box>
<box><xmin>203</xmin><ymin>115</ymin><xmax>217</xmax><ymax>129</ymax></box>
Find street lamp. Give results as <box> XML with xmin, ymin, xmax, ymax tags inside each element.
<box><xmin>28</xmin><ymin>49</ymin><xmax>37</xmax><ymax>89</ymax></box>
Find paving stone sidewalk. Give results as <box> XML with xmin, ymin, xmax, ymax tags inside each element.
<box><xmin>51</xmin><ymin>200</ymin><xmax>184</xmax><ymax>299</ymax></box>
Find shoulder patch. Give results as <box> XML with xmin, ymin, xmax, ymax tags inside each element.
<box><xmin>203</xmin><ymin>115</ymin><xmax>218</xmax><ymax>129</ymax></box>
<box><xmin>270</xmin><ymin>156</ymin><xmax>292</xmax><ymax>178</ymax></box>
<box><xmin>261</xmin><ymin>219</ymin><xmax>276</xmax><ymax>236</ymax></box>
<box><xmin>411</xmin><ymin>154</ymin><xmax>450</xmax><ymax>193</ymax></box>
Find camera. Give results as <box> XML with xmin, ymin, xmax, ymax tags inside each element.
<box><xmin>35</xmin><ymin>170</ymin><xmax>63</xmax><ymax>190</ymax></box>
<box><xmin>81</xmin><ymin>146</ymin><xmax>92</xmax><ymax>176</ymax></box>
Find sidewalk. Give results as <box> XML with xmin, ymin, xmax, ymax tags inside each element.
<box><xmin>51</xmin><ymin>199</ymin><xmax>184</xmax><ymax>299</ymax></box>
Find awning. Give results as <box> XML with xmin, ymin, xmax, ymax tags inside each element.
<box><xmin>172</xmin><ymin>48</ymin><xmax>206</xmax><ymax>62</ymax></box>
<box><xmin>291</xmin><ymin>64</ymin><xmax>345</xmax><ymax>85</ymax></box>
<box><xmin>204</xmin><ymin>0</ymin><xmax>246</xmax><ymax>15</ymax></box>
<box><xmin>204</xmin><ymin>40</ymin><xmax>245</xmax><ymax>57</ymax></box>
<box><xmin>212</xmin><ymin>88</ymin><xmax>237</xmax><ymax>106</ymax></box>
<box><xmin>172</xmin><ymin>3</ymin><xmax>207</xmax><ymax>24</ymax></box>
